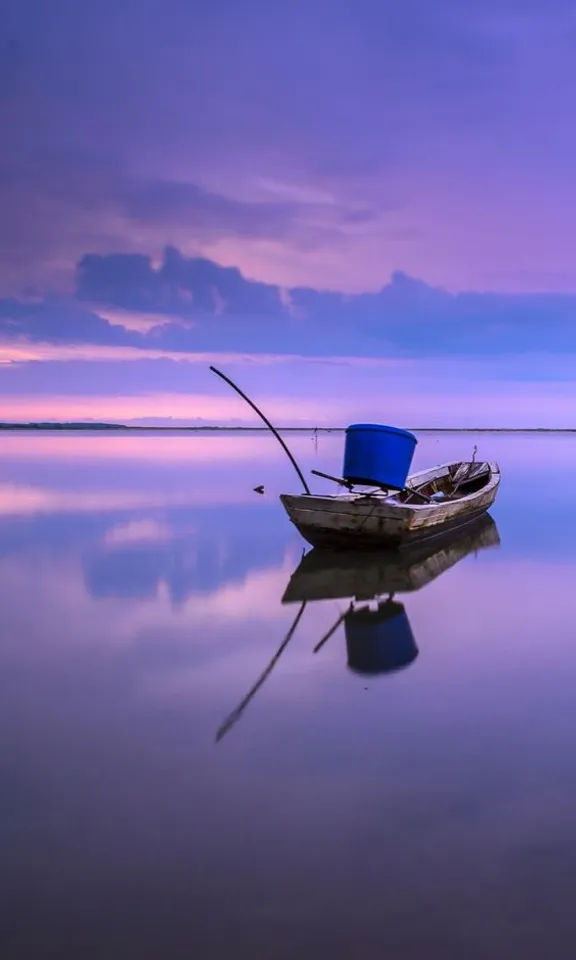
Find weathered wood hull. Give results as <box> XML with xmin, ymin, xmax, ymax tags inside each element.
<box><xmin>282</xmin><ymin>514</ymin><xmax>500</xmax><ymax>604</ymax></box>
<box><xmin>280</xmin><ymin>461</ymin><xmax>500</xmax><ymax>550</ymax></box>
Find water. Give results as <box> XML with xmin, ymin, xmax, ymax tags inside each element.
<box><xmin>1</xmin><ymin>430</ymin><xmax>576</xmax><ymax>958</ymax></box>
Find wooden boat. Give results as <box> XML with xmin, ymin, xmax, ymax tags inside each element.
<box><xmin>280</xmin><ymin>459</ymin><xmax>500</xmax><ymax>550</ymax></box>
<box><xmin>282</xmin><ymin>514</ymin><xmax>500</xmax><ymax>604</ymax></box>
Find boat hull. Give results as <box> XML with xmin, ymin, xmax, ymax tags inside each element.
<box><xmin>280</xmin><ymin>461</ymin><xmax>500</xmax><ymax>550</ymax></box>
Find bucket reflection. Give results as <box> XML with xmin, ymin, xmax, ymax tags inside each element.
<box><xmin>345</xmin><ymin>600</ymin><xmax>419</xmax><ymax>676</ymax></box>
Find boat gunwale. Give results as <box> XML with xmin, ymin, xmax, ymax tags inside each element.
<box><xmin>281</xmin><ymin>461</ymin><xmax>501</xmax><ymax>513</ymax></box>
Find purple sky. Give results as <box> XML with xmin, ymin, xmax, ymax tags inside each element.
<box><xmin>2</xmin><ymin>0</ymin><xmax>576</xmax><ymax>425</ymax></box>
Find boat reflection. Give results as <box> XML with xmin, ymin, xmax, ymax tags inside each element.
<box><xmin>216</xmin><ymin>515</ymin><xmax>500</xmax><ymax>741</ymax></box>
<box><xmin>282</xmin><ymin>514</ymin><xmax>501</xmax><ymax>604</ymax></box>
<box><xmin>287</xmin><ymin>514</ymin><xmax>500</xmax><ymax>679</ymax></box>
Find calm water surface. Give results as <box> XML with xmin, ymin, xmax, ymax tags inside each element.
<box><xmin>2</xmin><ymin>430</ymin><xmax>576</xmax><ymax>958</ymax></box>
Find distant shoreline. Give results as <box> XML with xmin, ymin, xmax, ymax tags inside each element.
<box><xmin>1</xmin><ymin>423</ymin><xmax>576</xmax><ymax>434</ymax></box>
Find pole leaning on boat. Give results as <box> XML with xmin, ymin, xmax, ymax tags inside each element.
<box><xmin>209</xmin><ymin>365</ymin><xmax>311</xmax><ymax>495</ymax></box>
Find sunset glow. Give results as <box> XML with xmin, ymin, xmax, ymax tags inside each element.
<box><xmin>2</xmin><ymin>0</ymin><xmax>576</xmax><ymax>425</ymax></box>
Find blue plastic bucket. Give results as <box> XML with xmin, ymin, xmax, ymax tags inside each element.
<box><xmin>345</xmin><ymin>602</ymin><xmax>418</xmax><ymax>675</ymax></box>
<box><xmin>343</xmin><ymin>423</ymin><xmax>417</xmax><ymax>489</ymax></box>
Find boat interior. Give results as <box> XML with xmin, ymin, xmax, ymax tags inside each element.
<box><xmin>310</xmin><ymin>460</ymin><xmax>494</xmax><ymax>504</ymax></box>
<box><xmin>398</xmin><ymin>461</ymin><xmax>491</xmax><ymax>504</ymax></box>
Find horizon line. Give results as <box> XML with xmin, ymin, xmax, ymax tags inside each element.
<box><xmin>2</xmin><ymin>422</ymin><xmax>576</xmax><ymax>434</ymax></box>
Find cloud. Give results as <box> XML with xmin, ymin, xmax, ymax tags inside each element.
<box><xmin>0</xmin><ymin>143</ymin><xmax>381</xmax><ymax>296</ymax></box>
<box><xmin>0</xmin><ymin>296</ymin><xmax>140</xmax><ymax>346</ymax></box>
<box><xmin>121</xmin><ymin>180</ymin><xmax>307</xmax><ymax>239</ymax></box>
<box><xmin>2</xmin><ymin>376</ymin><xmax>576</xmax><ymax>428</ymax></box>
<box><xmin>5</xmin><ymin>0</ymin><xmax>576</xmax><ymax>297</ymax></box>
<box><xmin>76</xmin><ymin>246</ymin><xmax>287</xmax><ymax>318</ymax></box>
<box><xmin>71</xmin><ymin>246</ymin><xmax>576</xmax><ymax>357</ymax></box>
<box><xmin>2</xmin><ymin>245</ymin><xmax>576</xmax><ymax>360</ymax></box>
<box><xmin>4</xmin><ymin>2</ymin><xmax>576</xmax><ymax>429</ymax></box>
<box><xmin>0</xmin><ymin>391</ymin><xmax>331</xmax><ymax>425</ymax></box>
